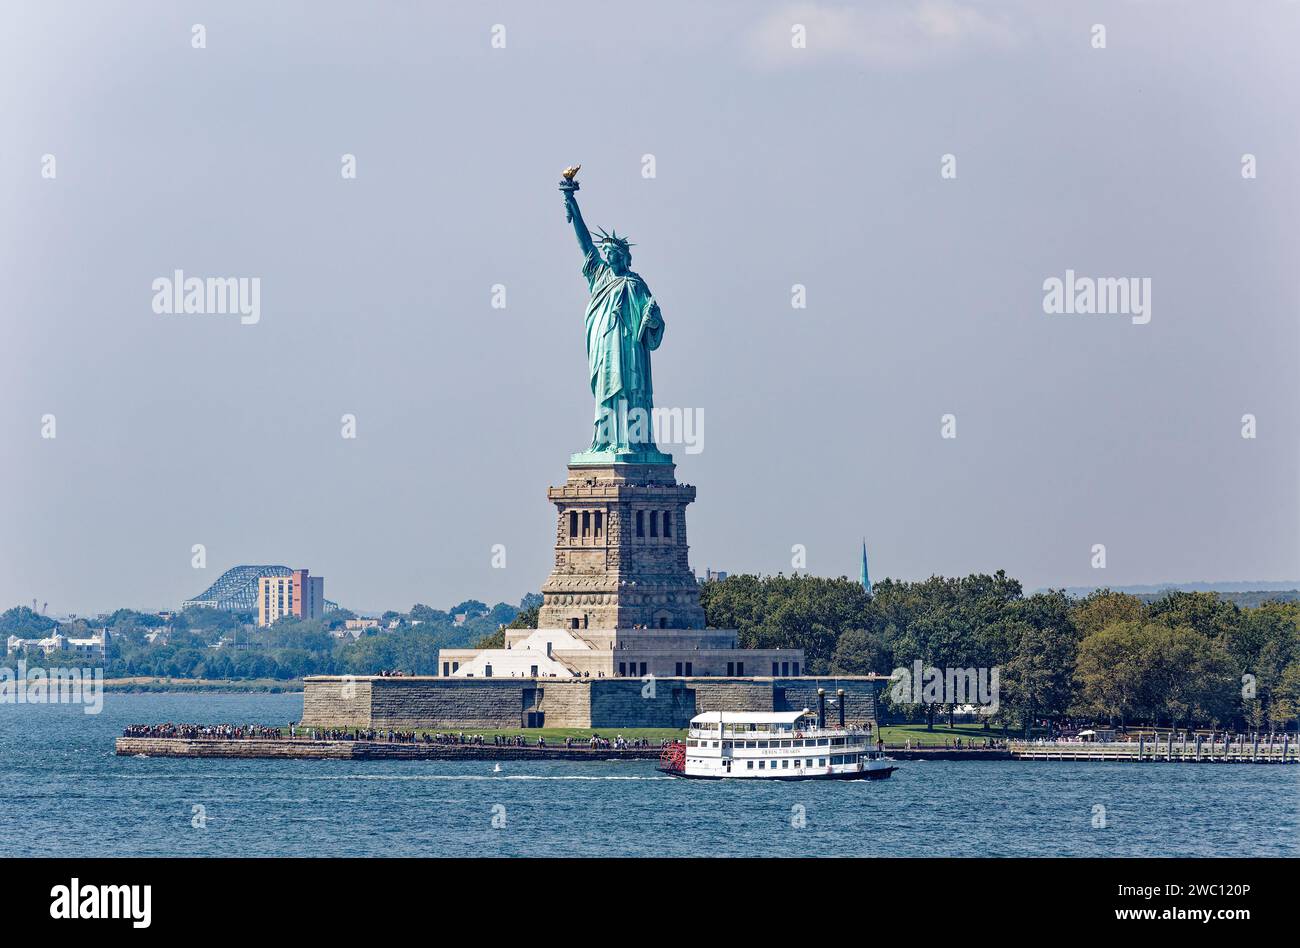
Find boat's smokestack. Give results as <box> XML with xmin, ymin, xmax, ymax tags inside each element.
<box><xmin>837</xmin><ymin>688</ymin><xmax>846</xmax><ymax>728</ymax></box>
<box><xmin>817</xmin><ymin>688</ymin><xmax>826</xmax><ymax>729</ymax></box>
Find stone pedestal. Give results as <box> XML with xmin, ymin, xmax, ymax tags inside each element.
<box><xmin>537</xmin><ymin>462</ymin><xmax>707</xmax><ymax>632</ymax></box>
<box><xmin>437</xmin><ymin>458</ymin><xmax>805</xmax><ymax>685</ymax></box>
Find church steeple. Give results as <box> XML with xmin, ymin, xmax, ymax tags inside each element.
<box><xmin>859</xmin><ymin>539</ymin><xmax>871</xmax><ymax>595</ymax></box>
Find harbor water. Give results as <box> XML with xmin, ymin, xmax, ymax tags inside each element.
<box><xmin>2</xmin><ymin>693</ymin><xmax>1295</xmax><ymax>857</ymax></box>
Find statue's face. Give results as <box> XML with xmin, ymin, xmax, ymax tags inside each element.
<box><xmin>604</xmin><ymin>246</ymin><xmax>631</xmax><ymax>274</ymax></box>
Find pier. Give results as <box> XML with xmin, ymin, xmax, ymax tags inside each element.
<box><xmin>1010</xmin><ymin>734</ymin><xmax>1298</xmax><ymax>763</ymax></box>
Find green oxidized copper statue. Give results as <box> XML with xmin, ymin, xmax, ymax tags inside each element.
<box><xmin>560</xmin><ymin>166</ymin><xmax>671</xmax><ymax>465</ymax></box>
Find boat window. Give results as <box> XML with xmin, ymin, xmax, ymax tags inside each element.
<box><xmin>722</xmin><ymin>741</ymin><xmax>732</xmax><ymax>749</ymax></box>
<box><xmin>780</xmin><ymin>740</ymin><xmax>792</xmax><ymax>748</ymax></box>
<box><xmin>807</xmin><ymin>759</ymin><xmax>815</xmax><ymax>768</ymax></box>
<box><xmin>793</xmin><ymin>759</ymin><xmax>801</xmax><ymax>767</ymax></box>
<box><xmin>818</xmin><ymin>738</ymin><xmax>829</xmax><ymax>746</ymax></box>
<box><xmin>782</xmin><ymin>760</ymin><xmax>790</xmax><ymax>768</ymax></box>
<box><xmin>757</xmin><ymin>741</ymin><xmax>769</xmax><ymax>748</ymax></box>
<box><xmin>746</xmin><ymin>761</ymin><xmax>754</xmax><ymax>769</ymax></box>
<box><xmin>758</xmin><ymin>760</ymin><xmax>765</xmax><ymax>769</ymax></box>
<box><xmin>818</xmin><ymin>758</ymin><xmax>827</xmax><ymax>766</ymax></box>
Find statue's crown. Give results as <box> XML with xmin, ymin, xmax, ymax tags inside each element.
<box><xmin>592</xmin><ymin>226</ymin><xmax>634</xmax><ymax>252</ymax></box>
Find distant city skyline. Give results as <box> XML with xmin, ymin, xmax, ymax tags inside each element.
<box><xmin>4</xmin><ymin>2</ymin><xmax>1297</xmax><ymax>615</ymax></box>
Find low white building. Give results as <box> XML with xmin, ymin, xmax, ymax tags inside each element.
<box><xmin>439</xmin><ymin>624</ymin><xmax>803</xmax><ymax>681</ymax></box>
<box><xmin>441</xmin><ymin>627</ymin><xmax>589</xmax><ymax>678</ymax></box>
<box><xmin>7</xmin><ymin>628</ymin><xmax>109</xmax><ymax>659</ymax></box>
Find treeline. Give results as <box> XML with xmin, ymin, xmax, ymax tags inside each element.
<box><xmin>700</xmin><ymin>573</ymin><xmax>1300</xmax><ymax>732</ymax></box>
<box><xmin>8</xmin><ymin>575</ymin><xmax>1297</xmax><ymax>731</ymax></box>
<box><xmin>0</xmin><ymin>594</ymin><xmax>542</xmax><ymax>680</ymax></box>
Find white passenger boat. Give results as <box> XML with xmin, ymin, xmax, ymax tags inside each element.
<box><xmin>659</xmin><ymin>705</ymin><xmax>898</xmax><ymax>781</ymax></box>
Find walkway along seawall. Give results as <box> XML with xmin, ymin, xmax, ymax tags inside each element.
<box><xmin>115</xmin><ymin>738</ymin><xmax>1296</xmax><ymax>763</ymax></box>
<box><xmin>114</xmin><ymin>736</ymin><xmax>1011</xmax><ymax>762</ymax></box>
<box><xmin>115</xmin><ymin>737</ymin><xmax>662</xmax><ymax>761</ymax></box>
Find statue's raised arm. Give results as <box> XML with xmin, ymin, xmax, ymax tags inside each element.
<box><xmin>559</xmin><ymin>166</ymin><xmax>596</xmax><ymax>260</ymax></box>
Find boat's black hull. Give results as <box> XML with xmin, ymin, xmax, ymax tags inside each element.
<box><xmin>659</xmin><ymin>766</ymin><xmax>898</xmax><ymax>781</ymax></box>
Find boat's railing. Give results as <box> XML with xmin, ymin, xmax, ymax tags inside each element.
<box><xmin>692</xmin><ymin>739</ymin><xmax>873</xmax><ymax>751</ymax></box>
<box><xmin>690</xmin><ymin>727</ymin><xmax>871</xmax><ymax>740</ymax></box>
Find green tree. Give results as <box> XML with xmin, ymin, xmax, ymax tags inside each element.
<box><xmin>1071</xmin><ymin>589</ymin><xmax>1145</xmax><ymax>637</ymax></box>
<box><xmin>830</xmin><ymin>628</ymin><xmax>890</xmax><ymax>675</ymax></box>
<box><xmin>0</xmin><ymin>606</ymin><xmax>57</xmax><ymax>637</ymax></box>
<box><xmin>701</xmin><ymin>574</ymin><xmax>874</xmax><ymax>673</ymax></box>
<box><xmin>1001</xmin><ymin>623</ymin><xmax>1078</xmax><ymax>735</ymax></box>
<box><xmin>1146</xmin><ymin>590</ymin><xmax>1243</xmax><ymax>642</ymax></box>
<box><xmin>1074</xmin><ymin>621</ymin><xmax>1152</xmax><ymax>728</ymax></box>
<box><xmin>1147</xmin><ymin>624</ymin><xmax>1236</xmax><ymax>729</ymax></box>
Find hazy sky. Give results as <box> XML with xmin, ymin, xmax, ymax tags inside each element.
<box><xmin>3</xmin><ymin>1</ymin><xmax>1297</xmax><ymax>616</ymax></box>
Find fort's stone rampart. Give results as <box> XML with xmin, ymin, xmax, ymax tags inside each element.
<box><xmin>300</xmin><ymin>675</ymin><xmax>880</xmax><ymax>729</ymax></box>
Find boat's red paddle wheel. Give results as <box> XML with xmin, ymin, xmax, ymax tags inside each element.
<box><xmin>659</xmin><ymin>741</ymin><xmax>686</xmax><ymax>773</ymax></box>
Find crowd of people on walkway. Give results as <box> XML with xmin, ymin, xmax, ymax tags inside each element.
<box><xmin>122</xmin><ymin>722</ymin><xmax>666</xmax><ymax>750</ymax></box>
<box><xmin>296</xmin><ymin>728</ymin><xmax>427</xmax><ymax>742</ymax></box>
<box><xmin>122</xmin><ymin>723</ymin><xmax>283</xmax><ymax>740</ymax></box>
<box><xmin>566</xmin><ymin>734</ymin><xmax>658</xmax><ymax>749</ymax></box>
<box><xmin>896</xmin><ymin>736</ymin><xmax>1007</xmax><ymax>750</ymax></box>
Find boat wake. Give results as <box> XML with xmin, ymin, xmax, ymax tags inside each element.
<box><xmin>110</xmin><ymin>771</ymin><xmax>671</xmax><ymax>782</ymax></box>
<box><xmin>312</xmin><ymin>773</ymin><xmax>673</xmax><ymax>782</ymax></box>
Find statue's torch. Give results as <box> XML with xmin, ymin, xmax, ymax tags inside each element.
<box><xmin>559</xmin><ymin>165</ymin><xmax>581</xmax><ymax>222</ymax></box>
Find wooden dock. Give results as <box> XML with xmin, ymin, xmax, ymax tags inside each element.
<box><xmin>1010</xmin><ymin>734</ymin><xmax>1298</xmax><ymax>763</ymax></box>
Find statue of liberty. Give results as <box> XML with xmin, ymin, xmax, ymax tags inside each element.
<box><xmin>560</xmin><ymin>167</ymin><xmax>671</xmax><ymax>465</ymax></box>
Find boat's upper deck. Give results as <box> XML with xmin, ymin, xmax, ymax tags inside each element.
<box><xmin>687</xmin><ymin>709</ymin><xmax>868</xmax><ymax>741</ymax></box>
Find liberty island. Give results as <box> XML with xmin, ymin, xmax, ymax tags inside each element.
<box><xmin>99</xmin><ymin>172</ymin><xmax>1300</xmax><ymax>762</ymax></box>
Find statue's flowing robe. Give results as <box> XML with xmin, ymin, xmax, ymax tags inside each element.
<box><xmin>582</xmin><ymin>249</ymin><xmax>663</xmax><ymax>451</ymax></box>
